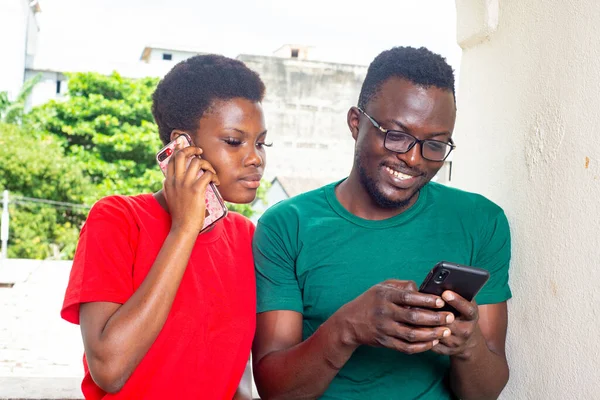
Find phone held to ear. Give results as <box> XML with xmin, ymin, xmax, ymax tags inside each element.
<box><xmin>419</xmin><ymin>261</ymin><xmax>490</xmax><ymax>315</ymax></box>
<box><xmin>156</xmin><ymin>133</ymin><xmax>228</xmax><ymax>233</ymax></box>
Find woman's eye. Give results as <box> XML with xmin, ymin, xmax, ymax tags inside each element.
<box><xmin>224</xmin><ymin>138</ymin><xmax>243</xmax><ymax>146</ymax></box>
<box><xmin>257</xmin><ymin>142</ymin><xmax>273</xmax><ymax>148</ymax></box>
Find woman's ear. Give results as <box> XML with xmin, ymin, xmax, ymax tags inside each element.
<box><xmin>169</xmin><ymin>129</ymin><xmax>188</xmax><ymax>143</ymax></box>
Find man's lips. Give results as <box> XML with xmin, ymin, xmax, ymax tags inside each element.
<box><xmin>383</xmin><ymin>164</ymin><xmax>423</xmax><ymax>180</ymax></box>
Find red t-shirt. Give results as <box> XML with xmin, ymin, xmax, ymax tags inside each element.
<box><xmin>61</xmin><ymin>194</ymin><xmax>256</xmax><ymax>399</ymax></box>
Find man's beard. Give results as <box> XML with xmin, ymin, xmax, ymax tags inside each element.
<box><xmin>356</xmin><ymin>152</ymin><xmax>425</xmax><ymax>210</ymax></box>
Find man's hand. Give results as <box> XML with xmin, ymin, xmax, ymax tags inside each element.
<box><xmin>334</xmin><ymin>280</ymin><xmax>455</xmax><ymax>355</ymax></box>
<box><xmin>430</xmin><ymin>291</ymin><xmax>483</xmax><ymax>359</ymax></box>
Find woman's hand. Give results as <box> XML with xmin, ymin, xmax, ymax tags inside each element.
<box><xmin>163</xmin><ymin>144</ymin><xmax>220</xmax><ymax>234</ymax></box>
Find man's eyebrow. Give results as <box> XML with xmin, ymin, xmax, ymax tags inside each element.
<box><xmin>386</xmin><ymin>119</ymin><xmax>410</xmax><ymax>132</ymax></box>
<box><xmin>426</xmin><ymin>131</ymin><xmax>451</xmax><ymax>139</ymax></box>
<box><xmin>386</xmin><ymin>119</ymin><xmax>450</xmax><ymax>138</ymax></box>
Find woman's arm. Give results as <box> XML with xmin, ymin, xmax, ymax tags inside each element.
<box><xmin>79</xmin><ymin>146</ymin><xmax>218</xmax><ymax>393</ymax></box>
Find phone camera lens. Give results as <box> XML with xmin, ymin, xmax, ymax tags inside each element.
<box><xmin>434</xmin><ymin>269</ymin><xmax>450</xmax><ymax>284</ymax></box>
<box><xmin>158</xmin><ymin>150</ymin><xmax>170</xmax><ymax>162</ymax></box>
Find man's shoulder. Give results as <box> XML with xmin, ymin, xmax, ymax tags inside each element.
<box><xmin>258</xmin><ymin>182</ymin><xmax>333</xmax><ymax>224</ymax></box>
<box><xmin>427</xmin><ymin>182</ymin><xmax>505</xmax><ymax>216</ymax></box>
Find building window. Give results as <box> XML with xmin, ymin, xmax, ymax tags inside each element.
<box><xmin>291</xmin><ymin>48</ymin><xmax>299</xmax><ymax>58</ymax></box>
<box><xmin>162</xmin><ymin>53</ymin><xmax>173</xmax><ymax>61</ymax></box>
<box><xmin>56</xmin><ymin>80</ymin><xmax>61</xmax><ymax>94</ymax></box>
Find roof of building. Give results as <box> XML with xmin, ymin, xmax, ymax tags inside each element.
<box><xmin>140</xmin><ymin>44</ymin><xmax>206</xmax><ymax>61</ymax></box>
<box><xmin>272</xmin><ymin>176</ymin><xmax>332</xmax><ymax>198</ymax></box>
<box><xmin>29</xmin><ymin>0</ymin><xmax>41</xmax><ymax>13</ymax></box>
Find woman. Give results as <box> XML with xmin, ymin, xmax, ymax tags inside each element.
<box><xmin>61</xmin><ymin>54</ymin><xmax>270</xmax><ymax>399</ymax></box>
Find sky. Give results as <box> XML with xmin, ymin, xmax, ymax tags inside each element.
<box><xmin>33</xmin><ymin>0</ymin><xmax>462</xmax><ymax>72</ymax></box>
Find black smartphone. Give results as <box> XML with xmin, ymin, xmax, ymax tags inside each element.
<box><xmin>419</xmin><ymin>261</ymin><xmax>490</xmax><ymax>314</ymax></box>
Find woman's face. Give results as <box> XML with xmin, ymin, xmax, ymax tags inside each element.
<box><xmin>175</xmin><ymin>98</ymin><xmax>269</xmax><ymax>204</ymax></box>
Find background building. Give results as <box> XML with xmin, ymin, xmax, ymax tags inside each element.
<box><xmin>0</xmin><ymin>0</ymin><xmax>41</xmax><ymax>101</ymax></box>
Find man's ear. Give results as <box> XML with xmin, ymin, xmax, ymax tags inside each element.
<box><xmin>347</xmin><ymin>107</ymin><xmax>361</xmax><ymax>141</ymax></box>
<box><xmin>169</xmin><ymin>129</ymin><xmax>188</xmax><ymax>143</ymax></box>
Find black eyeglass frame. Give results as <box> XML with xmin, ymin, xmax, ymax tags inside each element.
<box><xmin>357</xmin><ymin>107</ymin><xmax>456</xmax><ymax>162</ymax></box>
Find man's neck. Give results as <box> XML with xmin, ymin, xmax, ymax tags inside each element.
<box><xmin>335</xmin><ymin>172</ymin><xmax>419</xmax><ymax>221</ymax></box>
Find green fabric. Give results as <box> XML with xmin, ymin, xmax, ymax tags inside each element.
<box><xmin>254</xmin><ymin>180</ymin><xmax>512</xmax><ymax>400</ymax></box>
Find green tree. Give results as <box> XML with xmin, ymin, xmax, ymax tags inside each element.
<box><xmin>0</xmin><ymin>123</ymin><xmax>92</xmax><ymax>259</ymax></box>
<box><xmin>0</xmin><ymin>74</ymin><xmax>42</xmax><ymax>124</ymax></box>
<box><xmin>28</xmin><ymin>71</ymin><xmax>268</xmax><ymax>215</ymax></box>
<box><xmin>27</xmin><ymin>72</ymin><xmax>163</xmax><ymax>197</ymax></box>
<box><xmin>4</xmin><ymin>72</ymin><xmax>267</xmax><ymax>260</ymax></box>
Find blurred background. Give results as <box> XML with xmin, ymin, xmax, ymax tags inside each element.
<box><xmin>2</xmin><ymin>0</ymin><xmax>600</xmax><ymax>399</ymax></box>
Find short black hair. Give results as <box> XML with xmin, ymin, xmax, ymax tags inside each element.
<box><xmin>152</xmin><ymin>54</ymin><xmax>266</xmax><ymax>144</ymax></box>
<box><xmin>358</xmin><ymin>46</ymin><xmax>455</xmax><ymax>109</ymax></box>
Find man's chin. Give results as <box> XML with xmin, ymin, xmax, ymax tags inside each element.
<box><xmin>371</xmin><ymin>182</ymin><xmax>423</xmax><ymax>209</ymax></box>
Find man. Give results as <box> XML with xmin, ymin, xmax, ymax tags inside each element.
<box><xmin>252</xmin><ymin>46</ymin><xmax>511</xmax><ymax>400</ymax></box>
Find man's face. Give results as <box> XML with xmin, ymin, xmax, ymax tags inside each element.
<box><xmin>352</xmin><ymin>77</ymin><xmax>456</xmax><ymax>209</ymax></box>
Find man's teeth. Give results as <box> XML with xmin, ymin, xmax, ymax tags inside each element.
<box><xmin>385</xmin><ymin>166</ymin><xmax>413</xmax><ymax>180</ymax></box>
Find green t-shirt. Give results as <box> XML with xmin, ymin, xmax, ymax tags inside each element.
<box><xmin>254</xmin><ymin>180</ymin><xmax>512</xmax><ymax>400</ymax></box>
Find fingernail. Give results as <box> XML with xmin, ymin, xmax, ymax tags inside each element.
<box><xmin>443</xmin><ymin>292</ymin><xmax>454</xmax><ymax>301</ymax></box>
<box><xmin>433</xmin><ymin>340</ymin><xmax>439</xmax><ymax>346</ymax></box>
<box><xmin>443</xmin><ymin>329</ymin><xmax>451</xmax><ymax>337</ymax></box>
<box><xmin>435</xmin><ymin>299</ymin><xmax>444</xmax><ymax>307</ymax></box>
<box><xmin>446</xmin><ymin>314</ymin><xmax>454</xmax><ymax>324</ymax></box>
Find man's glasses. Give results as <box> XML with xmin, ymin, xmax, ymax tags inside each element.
<box><xmin>358</xmin><ymin>108</ymin><xmax>456</xmax><ymax>162</ymax></box>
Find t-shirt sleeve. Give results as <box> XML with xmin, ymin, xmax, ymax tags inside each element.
<box><xmin>61</xmin><ymin>197</ymin><xmax>137</xmax><ymax>324</ymax></box>
<box><xmin>474</xmin><ymin>208</ymin><xmax>512</xmax><ymax>305</ymax></box>
<box><xmin>253</xmin><ymin>219</ymin><xmax>303</xmax><ymax>314</ymax></box>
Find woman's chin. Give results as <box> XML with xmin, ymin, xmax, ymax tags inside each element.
<box><xmin>222</xmin><ymin>191</ymin><xmax>257</xmax><ymax>206</ymax></box>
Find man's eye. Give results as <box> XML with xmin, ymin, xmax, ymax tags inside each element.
<box><xmin>426</xmin><ymin>141</ymin><xmax>448</xmax><ymax>152</ymax></box>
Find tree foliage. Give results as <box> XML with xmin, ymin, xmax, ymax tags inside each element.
<box><xmin>27</xmin><ymin>72</ymin><xmax>164</xmax><ymax>197</ymax></box>
<box><xmin>0</xmin><ymin>123</ymin><xmax>91</xmax><ymax>259</ymax></box>
<box><xmin>2</xmin><ymin>72</ymin><xmax>266</xmax><ymax>259</ymax></box>
<box><xmin>0</xmin><ymin>73</ymin><xmax>42</xmax><ymax>124</ymax></box>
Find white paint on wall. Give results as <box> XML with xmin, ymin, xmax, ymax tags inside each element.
<box><xmin>0</xmin><ymin>0</ymin><xmax>30</xmax><ymax>99</ymax></box>
<box><xmin>456</xmin><ymin>0</ymin><xmax>499</xmax><ymax>48</ymax></box>
<box><xmin>454</xmin><ymin>0</ymin><xmax>600</xmax><ymax>398</ymax></box>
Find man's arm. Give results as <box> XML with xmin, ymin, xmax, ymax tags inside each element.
<box><xmin>432</xmin><ymin>295</ymin><xmax>509</xmax><ymax>400</ymax></box>
<box><xmin>252</xmin><ymin>310</ymin><xmax>356</xmax><ymax>400</ymax></box>
<box><xmin>252</xmin><ymin>281</ymin><xmax>453</xmax><ymax>400</ymax></box>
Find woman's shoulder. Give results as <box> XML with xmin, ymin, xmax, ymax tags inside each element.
<box><xmin>87</xmin><ymin>194</ymin><xmax>158</xmax><ymax>227</ymax></box>
<box><xmin>222</xmin><ymin>211</ymin><xmax>255</xmax><ymax>236</ymax></box>
<box><xmin>90</xmin><ymin>193</ymin><xmax>154</xmax><ymax>213</ymax></box>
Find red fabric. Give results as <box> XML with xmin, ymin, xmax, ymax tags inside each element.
<box><xmin>61</xmin><ymin>194</ymin><xmax>256</xmax><ymax>400</ymax></box>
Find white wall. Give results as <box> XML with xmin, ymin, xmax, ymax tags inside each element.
<box><xmin>147</xmin><ymin>49</ymin><xmax>199</xmax><ymax>65</ymax></box>
<box><xmin>240</xmin><ymin>54</ymin><xmax>367</xmax><ymax>182</ymax></box>
<box><xmin>24</xmin><ymin>70</ymin><xmax>66</xmax><ymax>108</ymax></box>
<box><xmin>0</xmin><ymin>0</ymin><xmax>29</xmax><ymax>99</ymax></box>
<box><xmin>250</xmin><ymin>180</ymin><xmax>289</xmax><ymax>224</ymax></box>
<box><xmin>454</xmin><ymin>0</ymin><xmax>600</xmax><ymax>398</ymax></box>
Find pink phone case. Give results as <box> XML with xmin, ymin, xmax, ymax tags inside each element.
<box><xmin>156</xmin><ymin>134</ymin><xmax>228</xmax><ymax>232</ymax></box>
